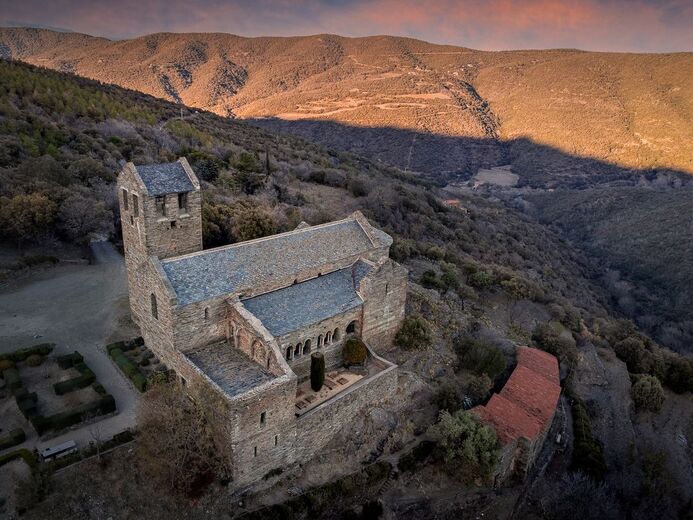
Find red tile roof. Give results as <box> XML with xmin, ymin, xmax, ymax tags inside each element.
<box><xmin>472</xmin><ymin>346</ymin><xmax>560</xmax><ymax>445</ymax></box>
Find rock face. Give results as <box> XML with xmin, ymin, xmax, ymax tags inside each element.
<box><xmin>2</xmin><ymin>27</ymin><xmax>691</xmax><ymax>179</ymax></box>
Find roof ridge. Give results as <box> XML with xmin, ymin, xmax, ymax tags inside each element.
<box><xmin>161</xmin><ymin>214</ymin><xmax>361</xmax><ymax>264</ymax></box>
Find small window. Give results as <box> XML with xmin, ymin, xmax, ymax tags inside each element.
<box><xmin>204</xmin><ymin>307</ymin><xmax>209</xmax><ymax>320</ymax></box>
<box><xmin>122</xmin><ymin>188</ymin><xmax>129</xmax><ymax>210</ymax></box>
<box><xmin>267</xmin><ymin>357</ymin><xmax>271</xmax><ymax>369</ymax></box>
<box><xmin>170</xmin><ymin>220</ymin><xmax>177</xmax><ymax>229</ymax></box>
<box><xmin>274</xmin><ymin>435</ymin><xmax>278</xmax><ymax>446</ymax></box>
<box><xmin>130</xmin><ymin>215</ymin><xmax>134</xmax><ymax>226</ymax></box>
<box><xmin>178</xmin><ymin>192</ymin><xmax>188</xmax><ymax>211</ymax></box>
<box><xmin>260</xmin><ymin>412</ymin><xmax>266</xmax><ymax>424</ymax></box>
<box><xmin>254</xmin><ymin>446</ymin><xmax>258</xmax><ymax>457</ymax></box>
<box><xmin>386</xmin><ymin>283</ymin><xmax>389</xmax><ymax>294</ymax></box>
<box><xmin>180</xmin><ymin>377</ymin><xmax>187</xmax><ymax>387</ymax></box>
<box><xmin>132</xmin><ymin>194</ymin><xmax>139</xmax><ymax>217</ymax></box>
<box><xmin>150</xmin><ymin>293</ymin><xmax>158</xmax><ymax>319</ymax></box>
<box><xmin>155</xmin><ymin>196</ymin><xmax>166</xmax><ymax>216</ymax></box>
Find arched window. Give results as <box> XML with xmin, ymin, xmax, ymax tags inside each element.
<box><xmin>346</xmin><ymin>321</ymin><xmax>357</xmax><ymax>334</ymax></box>
<box><xmin>294</xmin><ymin>343</ymin><xmax>301</xmax><ymax>357</ymax></box>
<box><xmin>150</xmin><ymin>293</ymin><xmax>158</xmax><ymax>319</ymax></box>
<box><xmin>318</xmin><ymin>334</ymin><xmax>323</xmax><ymax>348</ymax></box>
<box><xmin>326</xmin><ymin>331</ymin><xmax>332</xmax><ymax>344</ymax></box>
<box><xmin>333</xmin><ymin>328</ymin><xmax>340</xmax><ymax>342</ymax></box>
<box><xmin>303</xmin><ymin>339</ymin><xmax>312</xmax><ymax>355</ymax></box>
<box><xmin>204</xmin><ymin>307</ymin><xmax>209</xmax><ymax>320</ymax></box>
<box><xmin>286</xmin><ymin>346</ymin><xmax>293</xmax><ymax>361</ymax></box>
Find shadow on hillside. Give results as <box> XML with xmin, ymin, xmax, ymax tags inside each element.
<box><xmin>250</xmin><ymin>117</ymin><xmax>691</xmax><ymax>189</ymax></box>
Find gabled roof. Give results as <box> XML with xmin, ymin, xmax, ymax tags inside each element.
<box><xmin>472</xmin><ymin>346</ymin><xmax>560</xmax><ymax>445</ymax></box>
<box><xmin>160</xmin><ymin>215</ymin><xmax>391</xmax><ymax>306</ymax></box>
<box><xmin>134</xmin><ymin>161</ymin><xmax>194</xmax><ymax>196</ymax></box>
<box><xmin>241</xmin><ymin>261</ymin><xmax>372</xmax><ymax>337</ymax></box>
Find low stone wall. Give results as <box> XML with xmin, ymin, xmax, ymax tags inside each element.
<box><xmin>294</xmin><ymin>357</ymin><xmax>397</xmax><ymax>462</ymax></box>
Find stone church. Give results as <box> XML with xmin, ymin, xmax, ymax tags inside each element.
<box><xmin>117</xmin><ymin>157</ymin><xmax>407</xmax><ymax>488</ymax></box>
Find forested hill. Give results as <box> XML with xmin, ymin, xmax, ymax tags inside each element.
<box><xmin>1</xmin><ymin>27</ymin><xmax>691</xmax><ymax>182</ymax></box>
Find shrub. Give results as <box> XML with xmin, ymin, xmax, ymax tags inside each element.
<box><xmin>57</xmin><ymin>351</ymin><xmax>84</xmax><ymax>369</ymax></box>
<box><xmin>310</xmin><ymin>352</ymin><xmax>325</xmax><ymax>391</ymax></box>
<box><xmin>434</xmin><ymin>384</ymin><xmax>462</xmax><ymax>413</ymax></box>
<box><xmin>467</xmin><ymin>270</ymin><xmax>496</xmax><ymax>289</ymax></box>
<box><xmin>394</xmin><ymin>316</ymin><xmax>431</xmax><ymax>351</ymax></box>
<box><xmin>0</xmin><ymin>343</ymin><xmax>54</xmax><ymax>363</ymax></box>
<box><xmin>344</xmin><ymin>338</ymin><xmax>368</xmax><ymax>366</ymax></box>
<box><xmin>25</xmin><ymin>354</ymin><xmax>43</xmax><ymax>367</ymax></box>
<box><xmin>420</xmin><ymin>270</ymin><xmax>443</xmax><ymax>289</ymax></box>
<box><xmin>464</xmin><ymin>374</ymin><xmax>493</xmax><ymax>402</ymax></box>
<box><xmin>0</xmin><ymin>359</ymin><xmax>14</xmax><ymax>371</ymax></box>
<box><xmin>92</xmin><ymin>382</ymin><xmax>107</xmax><ymax>395</ymax></box>
<box><xmin>570</xmin><ymin>398</ymin><xmax>606</xmax><ymax>481</ymax></box>
<box><xmin>454</xmin><ymin>337</ymin><xmax>506</xmax><ymax>379</ymax></box>
<box><xmin>0</xmin><ymin>428</ymin><xmax>26</xmax><ymax>450</ymax></box>
<box><xmin>15</xmin><ymin>391</ymin><xmax>38</xmax><ymax>418</ymax></box>
<box><xmin>631</xmin><ymin>375</ymin><xmax>665</xmax><ymax>412</ymax></box>
<box><xmin>663</xmin><ymin>355</ymin><xmax>693</xmax><ymax>394</ymax></box>
<box><xmin>429</xmin><ymin>410</ymin><xmax>499</xmax><ymax>484</ymax></box>
<box><xmin>532</xmin><ymin>322</ymin><xmax>577</xmax><ymax>368</ymax></box>
<box><xmin>109</xmin><ymin>347</ymin><xmax>148</xmax><ymax>391</ymax></box>
<box><xmin>397</xmin><ymin>440</ymin><xmax>436</xmax><ymax>472</ymax></box>
<box><xmin>3</xmin><ymin>368</ymin><xmax>21</xmax><ymax>392</ymax></box>
<box><xmin>31</xmin><ymin>395</ymin><xmax>116</xmax><ymax>435</ymax></box>
<box><xmin>0</xmin><ymin>448</ymin><xmax>37</xmax><ymax>470</ymax></box>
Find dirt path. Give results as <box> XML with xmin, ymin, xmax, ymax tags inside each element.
<box><xmin>0</xmin><ymin>241</ymin><xmax>141</xmax><ymax>453</ymax></box>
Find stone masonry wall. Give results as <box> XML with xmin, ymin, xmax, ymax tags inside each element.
<box><xmin>293</xmin><ymin>361</ymin><xmax>398</xmax><ymax>463</ymax></box>
<box><xmin>360</xmin><ymin>259</ymin><xmax>408</xmax><ymax>347</ymax></box>
<box><xmin>278</xmin><ymin>307</ymin><xmax>362</xmax><ymax>379</ymax></box>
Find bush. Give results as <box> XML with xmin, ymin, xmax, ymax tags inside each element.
<box><xmin>31</xmin><ymin>395</ymin><xmax>116</xmax><ymax>435</ymax></box>
<box><xmin>343</xmin><ymin>338</ymin><xmax>367</xmax><ymax>366</ymax></box>
<box><xmin>0</xmin><ymin>359</ymin><xmax>14</xmax><ymax>371</ymax></box>
<box><xmin>109</xmin><ymin>347</ymin><xmax>148</xmax><ymax>392</ymax></box>
<box><xmin>394</xmin><ymin>316</ymin><xmax>431</xmax><ymax>351</ymax></box>
<box><xmin>467</xmin><ymin>270</ymin><xmax>496</xmax><ymax>289</ymax></box>
<box><xmin>663</xmin><ymin>355</ymin><xmax>693</xmax><ymax>394</ymax></box>
<box><xmin>464</xmin><ymin>374</ymin><xmax>493</xmax><ymax>402</ymax></box>
<box><xmin>532</xmin><ymin>322</ymin><xmax>577</xmax><ymax>368</ymax></box>
<box><xmin>434</xmin><ymin>384</ymin><xmax>462</xmax><ymax>413</ymax></box>
<box><xmin>631</xmin><ymin>375</ymin><xmax>665</xmax><ymax>412</ymax></box>
<box><xmin>0</xmin><ymin>428</ymin><xmax>26</xmax><ymax>450</ymax></box>
<box><xmin>15</xmin><ymin>391</ymin><xmax>38</xmax><ymax>418</ymax></box>
<box><xmin>613</xmin><ymin>336</ymin><xmax>663</xmax><ymax>377</ymax></box>
<box><xmin>92</xmin><ymin>382</ymin><xmax>107</xmax><ymax>395</ymax></box>
<box><xmin>570</xmin><ymin>398</ymin><xmax>606</xmax><ymax>480</ymax></box>
<box><xmin>454</xmin><ymin>337</ymin><xmax>506</xmax><ymax>379</ymax></box>
<box><xmin>397</xmin><ymin>440</ymin><xmax>436</xmax><ymax>472</ymax></box>
<box><xmin>3</xmin><ymin>368</ymin><xmax>21</xmax><ymax>392</ymax></box>
<box><xmin>25</xmin><ymin>354</ymin><xmax>43</xmax><ymax>367</ymax></box>
<box><xmin>0</xmin><ymin>448</ymin><xmax>37</xmax><ymax>470</ymax></box>
<box><xmin>310</xmin><ymin>352</ymin><xmax>325</xmax><ymax>391</ymax></box>
<box><xmin>57</xmin><ymin>351</ymin><xmax>84</xmax><ymax>369</ymax></box>
<box><xmin>0</xmin><ymin>343</ymin><xmax>54</xmax><ymax>363</ymax></box>
<box><xmin>429</xmin><ymin>410</ymin><xmax>499</xmax><ymax>484</ymax></box>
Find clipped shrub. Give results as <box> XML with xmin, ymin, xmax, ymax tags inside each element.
<box><xmin>54</xmin><ymin>354</ymin><xmax>96</xmax><ymax>395</ymax></box>
<box><xmin>344</xmin><ymin>338</ymin><xmax>368</xmax><ymax>366</ymax></box>
<box><xmin>132</xmin><ymin>373</ymin><xmax>148</xmax><ymax>392</ymax></box>
<box><xmin>15</xmin><ymin>391</ymin><xmax>38</xmax><ymax>418</ymax></box>
<box><xmin>3</xmin><ymin>368</ymin><xmax>21</xmax><ymax>392</ymax></box>
<box><xmin>92</xmin><ymin>382</ymin><xmax>107</xmax><ymax>395</ymax></box>
<box><xmin>0</xmin><ymin>448</ymin><xmax>37</xmax><ymax>470</ymax></box>
<box><xmin>394</xmin><ymin>316</ymin><xmax>431</xmax><ymax>351</ymax></box>
<box><xmin>57</xmin><ymin>351</ymin><xmax>84</xmax><ymax>369</ymax></box>
<box><xmin>0</xmin><ymin>428</ymin><xmax>26</xmax><ymax>450</ymax></box>
<box><xmin>31</xmin><ymin>394</ymin><xmax>116</xmax><ymax>435</ymax></box>
<box><xmin>0</xmin><ymin>359</ymin><xmax>15</xmax><ymax>371</ymax></box>
<box><xmin>0</xmin><ymin>343</ymin><xmax>54</xmax><ymax>362</ymax></box>
<box><xmin>25</xmin><ymin>354</ymin><xmax>43</xmax><ymax>367</ymax></box>
<box><xmin>631</xmin><ymin>374</ymin><xmax>665</xmax><ymax>412</ymax></box>
<box><xmin>454</xmin><ymin>337</ymin><xmax>506</xmax><ymax>379</ymax></box>
<box><xmin>310</xmin><ymin>352</ymin><xmax>325</xmax><ymax>391</ymax></box>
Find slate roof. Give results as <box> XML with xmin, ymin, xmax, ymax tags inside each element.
<box><xmin>184</xmin><ymin>342</ymin><xmax>274</xmax><ymax>398</ymax></box>
<box><xmin>471</xmin><ymin>346</ymin><xmax>561</xmax><ymax>445</ymax></box>
<box><xmin>241</xmin><ymin>261</ymin><xmax>372</xmax><ymax>337</ymax></box>
<box><xmin>134</xmin><ymin>161</ymin><xmax>194</xmax><ymax>196</ymax></box>
<box><xmin>160</xmin><ymin>218</ymin><xmax>387</xmax><ymax>305</ymax></box>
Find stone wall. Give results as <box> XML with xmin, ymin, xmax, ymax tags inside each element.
<box><xmin>278</xmin><ymin>307</ymin><xmax>362</xmax><ymax>379</ymax></box>
<box><xmin>360</xmin><ymin>259</ymin><xmax>408</xmax><ymax>347</ymax></box>
<box><xmin>293</xmin><ymin>359</ymin><xmax>398</xmax><ymax>463</ymax></box>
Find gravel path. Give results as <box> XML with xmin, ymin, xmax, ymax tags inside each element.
<box><xmin>0</xmin><ymin>241</ymin><xmax>141</xmax><ymax>453</ymax></box>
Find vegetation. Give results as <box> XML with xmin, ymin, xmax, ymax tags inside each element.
<box><xmin>343</xmin><ymin>338</ymin><xmax>368</xmax><ymax>366</ymax></box>
<box><xmin>53</xmin><ymin>352</ymin><xmax>97</xmax><ymax>395</ymax></box>
<box><xmin>107</xmin><ymin>341</ymin><xmax>149</xmax><ymax>392</ymax></box>
<box><xmin>311</xmin><ymin>352</ymin><xmax>325</xmax><ymax>392</ymax></box>
<box><xmin>570</xmin><ymin>397</ymin><xmax>607</xmax><ymax>481</ymax></box>
<box><xmin>394</xmin><ymin>316</ymin><xmax>432</xmax><ymax>351</ymax></box>
<box><xmin>0</xmin><ymin>428</ymin><xmax>26</xmax><ymax>451</ymax></box>
<box><xmin>0</xmin><ymin>343</ymin><xmax>54</xmax><ymax>362</ymax></box>
<box><xmin>630</xmin><ymin>375</ymin><xmax>665</xmax><ymax>413</ymax></box>
<box><xmin>429</xmin><ymin>410</ymin><xmax>499</xmax><ymax>484</ymax></box>
<box><xmin>454</xmin><ymin>337</ymin><xmax>506</xmax><ymax>380</ymax></box>
<box><xmin>532</xmin><ymin>322</ymin><xmax>577</xmax><ymax>368</ymax></box>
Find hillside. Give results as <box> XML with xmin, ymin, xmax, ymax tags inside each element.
<box><xmin>1</xmin><ymin>60</ymin><xmax>692</xmax><ymax>520</ymax></box>
<box><xmin>1</xmin><ymin>27</ymin><xmax>691</xmax><ymax>184</ymax></box>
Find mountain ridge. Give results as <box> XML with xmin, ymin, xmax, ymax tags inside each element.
<box><xmin>2</xmin><ymin>27</ymin><xmax>691</xmax><ymax>180</ymax></box>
